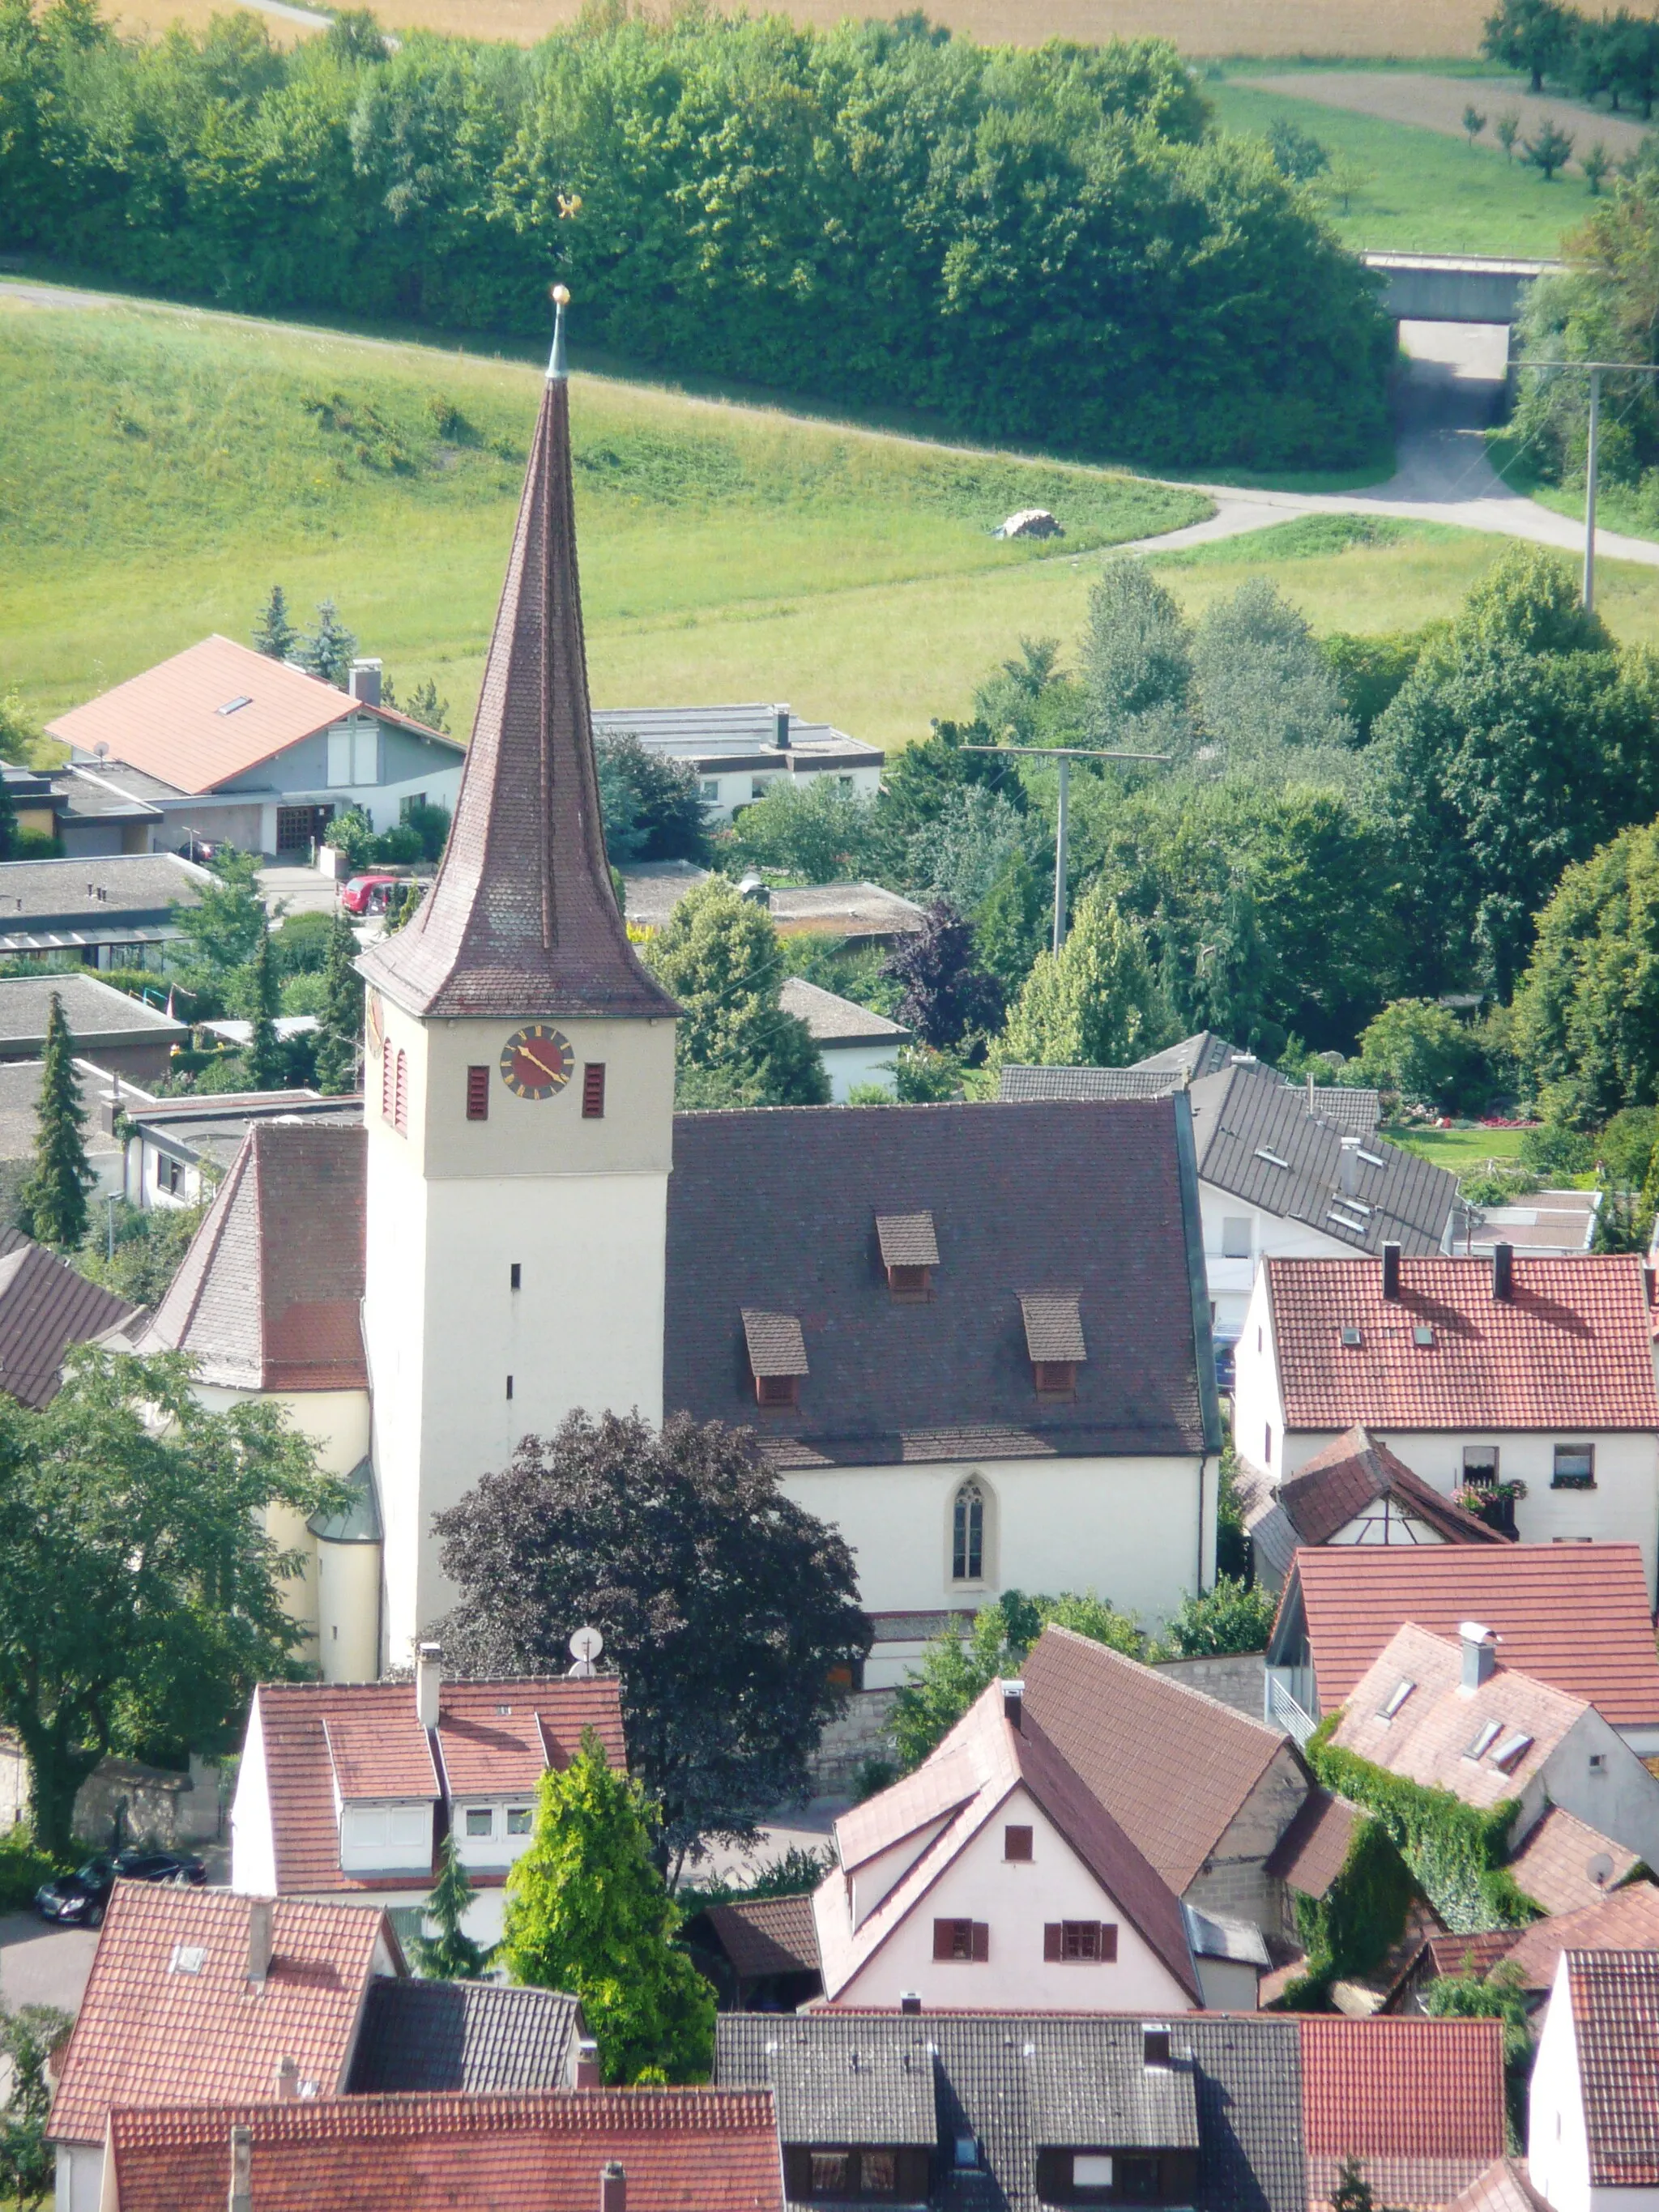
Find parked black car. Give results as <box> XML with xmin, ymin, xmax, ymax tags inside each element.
<box><xmin>35</xmin><ymin>1848</ymin><xmax>207</xmax><ymax>1928</ymax></box>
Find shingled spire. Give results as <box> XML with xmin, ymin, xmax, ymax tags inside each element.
<box><xmin>360</xmin><ymin>291</ymin><xmax>676</xmax><ymax>1023</ymax></box>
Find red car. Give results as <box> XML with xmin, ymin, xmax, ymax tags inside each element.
<box><xmin>340</xmin><ymin>874</ymin><xmax>403</xmax><ymax>916</ymax></box>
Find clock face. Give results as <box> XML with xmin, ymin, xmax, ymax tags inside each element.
<box><xmin>500</xmin><ymin>1023</ymin><xmax>574</xmax><ymax>1101</ymax></box>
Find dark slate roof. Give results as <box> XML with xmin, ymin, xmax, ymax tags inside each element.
<box><xmin>360</xmin><ymin>317</ymin><xmax>675</xmax><ymax>1025</ymax></box>
<box><xmin>665</xmin><ymin>1097</ymin><xmax>1220</xmax><ymax>1465</ymax></box>
<box><xmin>1138</xmin><ymin>1032</ymin><xmax>1269</xmax><ymax>1081</ymax></box>
<box><xmin>715</xmin><ymin>2013</ymin><xmax>1306</xmax><ymax>2212</ymax></box>
<box><xmin>999</xmin><ymin>1065</ymin><xmax>1179</xmax><ymax>1102</ymax></box>
<box><xmin>345</xmin><ymin>1978</ymin><xmax>582</xmax><ymax>2095</ymax></box>
<box><xmin>0</xmin><ymin>1238</ymin><xmax>135</xmax><ymax>1407</ymax></box>
<box><xmin>1188</xmin><ymin>1063</ymin><xmax>1456</xmax><ymax>1256</ymax></box>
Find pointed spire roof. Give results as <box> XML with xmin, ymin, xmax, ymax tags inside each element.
<box><xmin>360</xmin><ymin>295</ymin><xmax>676</xmax><ymax>1024</ymax></box>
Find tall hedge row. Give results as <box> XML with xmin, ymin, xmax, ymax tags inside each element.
<box><xmin>0</xmin><ymin>0</ymin><xmax>1392</xmax><ymax>466</ymax></box>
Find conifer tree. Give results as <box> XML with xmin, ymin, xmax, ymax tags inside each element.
<box><xmin>411</xmin><ymin>1832</ymin><xmax>493</xmax><ymax>1980</ymax></box>
<box><xmin>315</xmin><ymin>909</ymin><xmax>362</xmax><ymax>1095</ymax></box>
<box><xmin>243</xmin><ymin>931</ymin><xmax>283</xmax><ymax>1091</ymax></box>
<box><xmin>1330</xmin><ymin>2159</ymin><xmax>1375</xmax><ymax>2212</ymax></box>
<box><xmin>20</xmin><ymin>993</ymin><xmax>93</xmax><ymax>1247</ymax></box>
<box><xmin>301</xmin><ymin>600</ymin><xmax>357</xmax><ymax>689</ymax></box>
<box><xmin>252</xmin><ymin>586</ymin><xmax>298</xmax><ymax>663</ymax></box>
<box><xmin>500</xmin><ymin>1728</ymin><xmax>714</xmax><ymax>2083</ymax></box>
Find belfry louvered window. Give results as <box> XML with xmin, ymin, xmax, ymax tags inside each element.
<box><xmin>394</xmin><ymin>1049</ymin><xmax>409</xmax><ymax>1137</ymax></box>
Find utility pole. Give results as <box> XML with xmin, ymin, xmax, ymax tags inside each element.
<box><xmin>1520</xmin><ymin>360</ymin><xmax>1659</xmax><ymax>616</ymax></box>
<box><xmin>962</xmin><ymin>744</ymin><xmax>1167</xmax><ymax>952</ymax></box>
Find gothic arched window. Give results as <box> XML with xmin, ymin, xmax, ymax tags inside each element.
<box><xmin>952</xmin><ymin>1480</ymin><xmax>984</xmax><ymax>1582</ymax></box>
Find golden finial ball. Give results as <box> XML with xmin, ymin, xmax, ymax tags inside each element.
<box><xmin>552</xmin><ymin>284</ymin><xmax>571</xmax><ymax>305</ymax></box>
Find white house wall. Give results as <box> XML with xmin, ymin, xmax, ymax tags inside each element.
<box><xmin>1534</xmin><ymin>1710</ymin><xmax>1659</xmax><ymax>1869</ymax></box>
<box><xmin>780</xmin><ymin>1453</ymin><xmax>1213</xmax><ymax>1683</ymax></box>
<box><xmin>695</xmin><ymin>763</ymin><xmax>881</xmax><ymax>823</ymax></box>
<box><xmin>825</xmin><ymin>1781</ymin><xmax>1195</xmax><ymax>2012</ymax></box>
<box><xmin>228</xmin><ymin>1692</ymin><xmax>277</xmax><ymax>1896</ymax></box>
<box><xmin>1531</xmin><ymin>1960</ymin><xmax>1596</xmax><ymax>2212</ymax></box>
<box><xmin>1198</xmin><ymin>1187</ymin><xmax>1354</xmax><ymax>1345</ymax></box>
<box><xmin>821</xmin><ymin>1040</ymin><xmax>902</xmax><ymax>1102</ymax></box>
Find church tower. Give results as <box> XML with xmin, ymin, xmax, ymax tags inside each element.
<box><xmin>358</xmin><ymin>292</ymin><xmax>679</xmax><ymax>1663</ymax></box>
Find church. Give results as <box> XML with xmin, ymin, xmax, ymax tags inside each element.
<box><xmin>134</xmin><ymin>298</ymin><xmax>1224</xmax><ymax>1686</ymax></box>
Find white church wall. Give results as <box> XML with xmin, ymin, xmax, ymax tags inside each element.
<box><xmin>781</xmin><ymin>1451</ymin><xmax>1210</xmax><ymax>1683</ymax></box>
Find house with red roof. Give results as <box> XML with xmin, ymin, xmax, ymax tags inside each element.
<box><xmin>1385</xmin><ymin>1881</ymin><xmax>1659</xmax><ymax>2017</ymax></box>
<box><xmin>1235</xmin><ymin>1244</ymin><xmax>1659</xmax><ymax>1600</ymax></box>
<box><xmin>1264</xmin><ymin>1542</ymin><xmax>1659</xmax><ymax>1756</ymax></box>
<box><xmin>100</xmin><ymin>2089</ymin><xmax>784</xmax><ymax>2212</ymax></box>
<box><xmin>230</xmin><ymin>1647</ymin><xmax>625</xmax><ymax>1943</ymax></box>
<box><xmin>1298</xmin><ymin>2016</ymin><xmax>1508</xmax><ymax>2212</ymax></box>
<box><xmin>44</xmin><ymin>637</ymin><xmax>463</xmax><ymax>861</ymax></box>
<box><xmin>1529</xmin><ymin>1948</ymin><xmax>1659</xmax><ymax>2212</ymax></box>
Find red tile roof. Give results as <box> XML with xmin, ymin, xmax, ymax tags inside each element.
<box><xmin>1307</xmin><ymin>2154</ymin><xmax>1505</xmax><ymax>2212</ymax></box>
<box><xmin>1279</xmin><ymin>1426</ymin><xmax>1506</xmax><ymax>1549</ymax></box>
<box><xmin>1498</xmin><ymin>1883</ymin><xmax>1659</xmax><ymax>1993</ymax></box>
<box><xmin>1299</xmin><ymin>2016</ymin><xmax>1506</xmax><ymax>2160</ymax></box>
<box><xmin>1508</xmin><ymin>1809</ymin><xmax>1642</xmax><ymax>1917</ymax></box>
<box><xmin>139</xmin><ymin>1123</ymin><xmax>368</xmax><ymax>1392</ymax></box>
<box><xmin>1263</xmin><ymin>1788</ymin><xmax>1362</xmax><ymax>1902</ymax></box>
<box><xmin>45</xmin><ymin>636</ymin><xmax>455</xmax><ymax>796</ymax></box>
<box><xmin>1022</xmin><ymin>1626</ymin><xmax>1291</xmax><ymax>1894</ymax></box>
<box><xmin>1566</xmin><ymin>1949</ymin><xmax>1659</xmax><ymax>2184</ymax></box>
<box><xmin>1280</xmin><ymin>1545</ymin><xmax>1659</xmax><ymax>1728</ymax></box>
<box><xmin>255</xmin><ymin>1677</ymin><xmax>625</xmax><ymax>1894</ymax></box>
<box><xmin>1265</xmin><ymin>1254</ymin><xmax>1659</xmax><ymax>1430</ymax></box>
<box><xmin>1439</xmin><ymin>2158</ymin><xmax>1555</xmax><ymax>2212</ymax></box>
<box><xmin>49</xmin><ymin>1886</ymin><xmax>395</xmax><ymax>2148</ymax></box>
<box><xmin>104</xmin><ymin>2089</ymin><xmax>785</xmax><ymax>2212</ymax></box>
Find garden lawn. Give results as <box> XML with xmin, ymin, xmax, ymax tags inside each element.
<box><xmin>1388</xmin><ymin>1125</ymin><xmax>1531</xmax><ymax>1173</ymax></box>
<box><xmin>1208</xmin><ymin>80</ymin><xmax>1598</xmax><ymax>257</ymax></box>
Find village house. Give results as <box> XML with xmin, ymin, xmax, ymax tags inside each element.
<box><xmin>0</xmin><ymin>857</ymin><xmax>208</xmax><ymax>976</ymax></box>
<box><xmin>1529</xmin><ymin>1948</ymin><xmax>1659</xmax><ymax>2212</ymax></box>
<box><xmin>1234</xmin><ymin>1247</ymin><xmax>1659</xmax><ymax>1591</ymax></box>
<box><xmin>45</xmin><ymin>639</ymin><xmax>464</xmax><ymax>861</ymax></box>
<box><xmin>1384</xmin><ymin>1882</ymin><xmax>1659</xmax><ymax>2017</ymax></box>
<box><xmin>1239</xmin><ymin>1424</ymin><xmax>1508</xmax><ymax>1592</ymax></box>
<box><xmin>777</xmin><ymin>974</ymin><xmax>910</xmax><ymax>1100</ymax></box>
<box><xmin>48</xmin><ymin>1878</ymin><xmax>593</xmax><ymax>2212</ymax></box>
<box><xmin>117</xmin><ymin>1089</ymin><xmax>356</xmax><ymax>1211</ymax></box>
<box><xmin>229</xmin><ymin>1650</ymin><xmax>624</xmax><ymax>1943</ymax></box>
<box><xmin>133</xmin><ymin>307</ymin><xmax>1225</xmax><ymax>1681</ymax></box>
<box><xmin>1333</xmin><ymin>1622</ymin><xmax>1659</xmax><ymax>1877</ymax></box>
<box><xmin>714</xmin><ymin>2010</ymin><xmax>1507</xmax><ymax>2212</ymax></box>
<box><xmin>1264</xmin><ymin>1542</ymin><xmax>1659</xmax><ymax>1755</ymax></box>
<box><xmin>1000</xmin><ymin>1055</ymin><xmax>1456</xmax><ymax>1352</ymax></box>
<box><xmin>100</xmin><ymin>2089</ymin><xmax>786</xmax><ymax>2212</ymax></box>
<box><xmin>592</xmin><ymin>701</ymin><xmax>882</xmax><ymax>820</ymax></box>
<box><xmin>0</xmin><ymin>968</ymin><xmax>188</xmax><ymax>1079</ymax></box>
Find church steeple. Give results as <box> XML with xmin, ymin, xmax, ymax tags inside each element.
<box><xmin>360</xmin><ymin>291</ymin><xmax>676</xmax><ymax>1023</ymax></box>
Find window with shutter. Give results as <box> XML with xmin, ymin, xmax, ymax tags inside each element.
<box><xmin>352</xmin><ymin>726</ymin><xmax>379</xmax><ymax>786</ymax></box>
<box><xmin>582</xmin><ymin>1063</ymin><xmax>606</xmax><ymax>1119</ymax></box>
<box><xmin>382</xmin><ymin>1044</ymin><xmax>395</xmax><ymax>1123</ymax></box>
<box><xmin>1004</xmin><ymin>1824</ymin><xmax>1034</xmax><ymax>1862</ymax></box>
<box><xmin>1101</xmin><ymin>1922</ymin><xmax>1118</xmax><ymax>1960</ymax></box>
<box><xmin>466</xmin><ymin>1066</ymin><xmax>488</xmax><ymax>1121</ymax></box>
<box><xmin>970</xmin><ymin>1921</ymin><xmax>989</xmax><ymax>1962</ymax></box>
<box><xmin>933</xmin><ymin>1919</ymin><xmax>986</xmax><ymax>1961</ymax></box>
<box><xmin>394</xmin><ymin>1050</ymin><xmax>409</xmax><ymax>1136</ymax></box>
<box><xmin>1043</xmin><ymin>1923</ymin><xmax>1062</xmax><ymax>1960</ymax></box>
<box><xmin>326</xmin><ymin>729</ymin><xmax>353</xmax><ymax>788</ymax></box>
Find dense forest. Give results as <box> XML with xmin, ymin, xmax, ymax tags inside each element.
<box><xmin>0</xmin><ymin>0</ymin><xmax>1392</xmax><ymax>465</ymax></box>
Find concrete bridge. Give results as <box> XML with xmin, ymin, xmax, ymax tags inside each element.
<box><xmin>1361</xmin><ymin>252</ymin><xmax>1560</xmax><ymax>325</ymax></box>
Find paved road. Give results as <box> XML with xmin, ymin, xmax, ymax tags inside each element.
<box><xmin>0</xmin><ymin>1913</ymin><xmax>97</xmax><ymax>2018</ymax></box>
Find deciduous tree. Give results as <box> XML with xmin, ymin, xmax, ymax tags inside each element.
<box><xmin>500</xmin><ymin>1728</ymin><xmax>714</xmax><ymax>2083</ymax></box>
<box><xmin>0</xmin><ymin>2003</ymin><xmax>71</xmax><ymax>2210</ymax></box>
<box><xmin>432</xmin><ymin>1410</ymin><xmax>868</xmax><ymax>1865</ymax></box>
<box><xmin>643</xmin><ymin>876</ymin><xmax>828</xmax><ymax>1106</ymax></box>
<box><xmin>879</xmin><ymin>899</ymin><xmax>1004</xmax><ymax>1051</ymax></box>
<box><xmin>1482</xmin><ymin>0</ymin><xmax>1575</xmax><ymax>89</ymax></box>
<box><xmin>997</xmin><ymin>880</ymin><xmax>1171</xmax><ymax>1068</ymax></box>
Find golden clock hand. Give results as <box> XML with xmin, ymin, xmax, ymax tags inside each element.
<box><xmin>518</xmin><ymin>1044</ymin><xmax>562</xmax><ymax>1081</ymax></box>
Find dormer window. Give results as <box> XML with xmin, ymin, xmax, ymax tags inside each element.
<box><xmin>876</xmin><ymin>1211</ymin><xmax>938</xmax><ymax>1300</ymax></box>
<box><xmin>1020</xmin><ymin>1293</ymin><xmax>1085</xmax><ymax>1400</ymax></box>
<box><xmin>743</xmin><ymin>1309</ymin><xmax>808</xmax><ymax>1409</ymax></box>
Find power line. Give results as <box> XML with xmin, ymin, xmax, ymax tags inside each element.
<box><xmin>962</xmin><ymin>744</ymin><xmax>1167</xmax><ymax>953</ymax></box>
<box><xmin>1514</xmin><ymin>359</ymin><xmax>1659</xmax><ymax>610</ymax></box>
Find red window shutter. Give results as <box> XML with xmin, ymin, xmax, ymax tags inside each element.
<box><xmin>970</xmin><ymin>1922</ymin><xmax>989</xmax><ymax>1963</ymax></box>
<box><xmin>466</xmin><ymin>1066</ymin><xmax>488</xmax><ymax>1121</ymax></box>
<box><xmin>394</xmin><ymin>1050</ymin><xmax>408</xmax><ymax>1136</ymax></box>
<box><xmin>1100</xmin><ymin>1922</ymin><xmax>1119</xmax><ymax>1961</ymax></box>
<box><xmin>1043</xmin><ymin>1923</ymin><xmax>1062</xmax><ymax>1961</ymax></box>
<box><xmin>932</xmin><ymin>1919</ymin><xmax>955</xmax><ymax>1962</ymax></box>
<box><xmin>582</xmin><ymin>1063</ymin><xmax>606</xmax><ymax>1119</ymax></box>
<box><xmin>382</xmin><ymin>1044</ymin><xmax>394</xmax><ymax>1123</ymax></box>
<box><xmin>1004</xmin><ymin>1824</ymin><xmax>1034</xmax><ymax>1862</ymax></box>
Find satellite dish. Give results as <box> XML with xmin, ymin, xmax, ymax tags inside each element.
<box><xmin>93</xmin><ymin>742</ymin><xmax>109</xmax><ymax>761</ymax></box>
<box><xmin>1589</xmin><ymin>1852</ymin><xmax>1615</xmax><ymax>1889</ymax></box>
<box><xmin>567</xmin><ymin>1624</ymin><xmax>604</xmax><ymax>1677</ymax></box>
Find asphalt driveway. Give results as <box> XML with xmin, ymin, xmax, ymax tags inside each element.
<box><xmin>0</xmin><ymin>1912</ymin><xmax>98</xmax><ymax>2019</ymax></box>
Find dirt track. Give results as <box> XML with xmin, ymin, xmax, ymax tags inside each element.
<box><xmin>1243</xmin><ymin>68</ymin><xmax>1653</xmax><ymax>172</ymax></box>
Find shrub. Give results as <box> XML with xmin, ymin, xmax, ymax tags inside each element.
<box><xmin>1293</xmin><ymin>1812</ymin><xmax>1418</xmax><ymax>1987</ymax></box>
<box><xmin>1519</xmin><ymin>1122</ymin><xmax>1596</xmax><ymax>1178</ymax></box>
<box><xmin>0</xmin><ymin>1827</ymin><xmax>62</xmax><ymax>1912</ymax></box>
<box><xmin>1162</xmin><ymin>1575</ymin><xmax>1277</xmax><ymax>1656</ymax></box>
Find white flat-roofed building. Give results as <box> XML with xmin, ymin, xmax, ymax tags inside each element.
<box><xmin>593</xmin><ymin>702</ymin><xmax>883</xmax><ymax>821</ymax></box>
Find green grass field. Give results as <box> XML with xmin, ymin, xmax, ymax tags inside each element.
<box><xmin>1208</xmin><ymin>81</ymin><xmax>1594</xmax><ymax>257</ymax></box>
<box><xmin>13</xmin><ymin>290</ymin><xmax>1659</xmax><ymax>754</ymax></box>
<box><xmin>1389</xmin><ymin>1125</ymin><xmax>1531</xmax><ymax>1172</ymax></box>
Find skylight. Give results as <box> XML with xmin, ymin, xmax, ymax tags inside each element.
<box><xmin>1414</xmin><ymin>1323</ymin><xmax>1435</xmax><ymax>1347</ymax></box>
<box><xmin>1491</xmin><ymin>1731</ymin><xmax>1535</xmax><ymax>1774</ymax></box>
<box><xmin>1465</xmin><ymin>1720</ymin><xmax>1503</xmax><ymax>1761</ymax></box>
<box><xmin>1255</xmin><ymin>1149</ymin><xmax>1290</xmax><ymax>1170</ymax></box>
<box><xmin>1357</xmin><ymin>1149</ymin><xmax>1385</xmax><ymax>1167</ymax></box>
<box><xmin>1377</xmin><ymin>1677</ymin><xmax>1415</xmax><ymax>1721</ymax></box>
<box><xmin>1326</xmin><ymin>1211</ymin><xmax>1367</xmax><ymax>1234</ymax></box>
<box><xmin>1341</xmin><ymin>1324</ymin><xmax>1363</xmax><ymax>1349</ymax></box>
<box><xmin>215</xmin><ymin>695</ymin><xmax>254</xmax><ymax>716</ymax></box>
<box><xmin>169</xmin><ymin>1943</ymin><xmax>207</xmax><ymax>1974</ymax></box>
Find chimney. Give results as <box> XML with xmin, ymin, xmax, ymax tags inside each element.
<box><xmin>1338</xmin><ymin>1138</ymin><xmax>1362</xmax><ymax>1196</ymax></box>
<box><xmin>1003</xmin><ymin>1680</ymin><xmax>1025</xmax><ymax>1733</ymax></box>
<box><xmin>600</xmin><ymin>2162</ymin><xmax>627</xmax><ymax>2212</ymax></box>
<box><xmin>1380</xmin><ymin>1243</ymin><xmax>1401</xmax><ymax>1302</ymax></box>
<box><xmin>228</xmin><ymin>2124</ymin><xmax>253</xmax><ymax>2212</ymax></box>
<box><xmin>900</xmin><ymin>1991</ymin><xmax>921</xmax><ymax>2015</ymax></box>
<box><xmin>773</xmin><ymin>703</ymin><xmax>791</xmax><ymax>751</ymax></box>
<box><xmin>575</xmin><ymin>2039</ymin><xmax>601</xmax><ymax>2090</ymax></box>
<box><xmin>275</xmin><ymin>2056</ymin><xmax>299</xmax><ymax>2102</ymax></box>
<box><xmin>246</xmin><ymin>1899</ymin><xmax>273</xmax><ymax>1988</ymax></box>
<box><xmin>348</xmin><ymin>658</ymin><xmax>383</xmax><ymax>707</ymax></box>
<box><xmin>416</xmin><ymin>1642</ymin><xmax>442</xmax><ymax>1729</ymax></box>
<box><xmin>1460</xmin><ymin>1622</ymin><xmax>1498</xmax><ymax>1691</ymax></box>
<box><xmin>1492</xmin><ymin>1242</ymin><xmax>1513</xmax><ymax>1302</ymax></box>
<box><xmin>1142</xmin><ymin>2025</ymin><xmax>1171</xmax><ymax>2070</ymax></box>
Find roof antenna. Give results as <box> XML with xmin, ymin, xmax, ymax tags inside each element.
<box><xmin>548</xmin><ymin>284</ymin><xmax>570</xmax><ymax>383</ymax></box>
